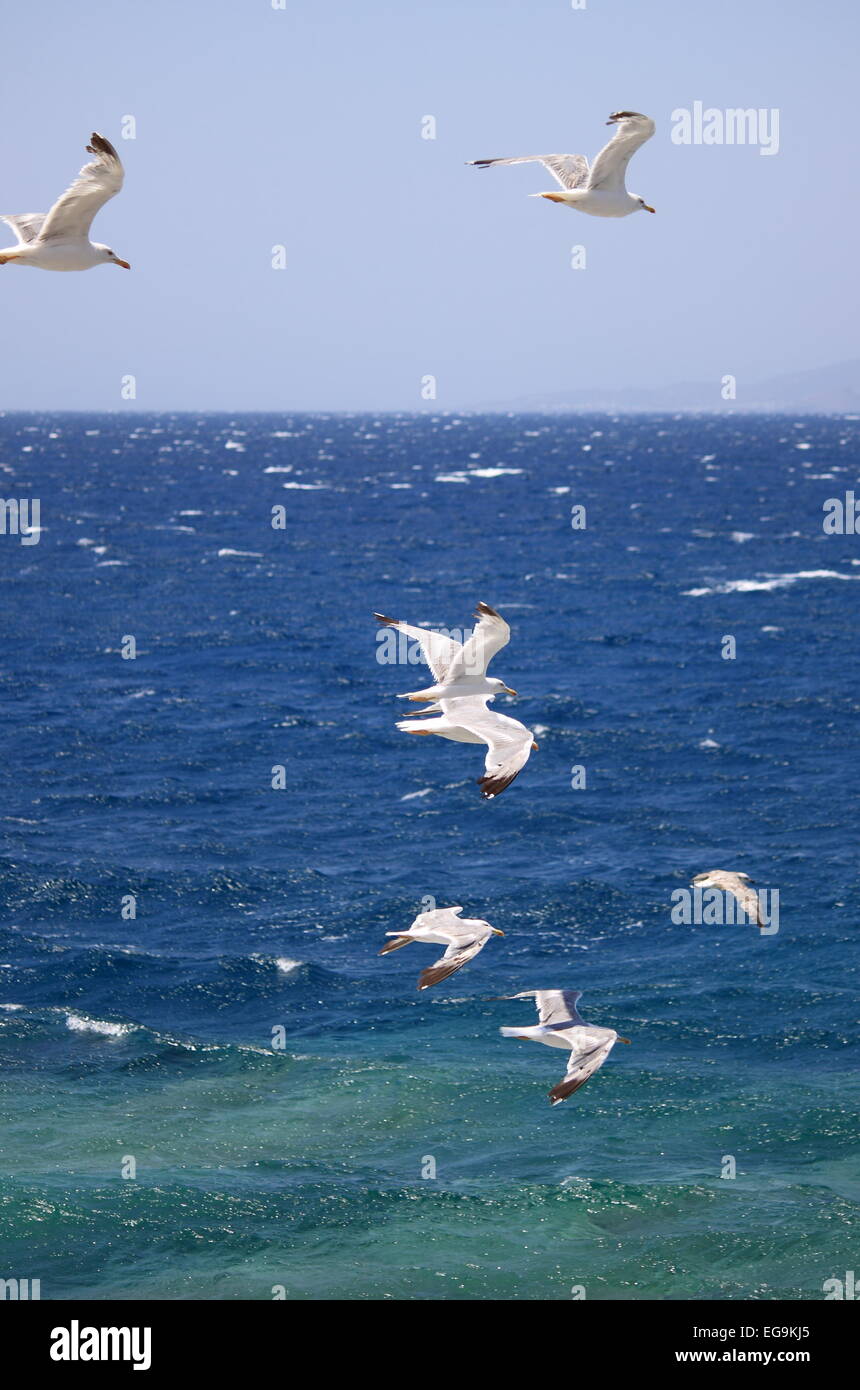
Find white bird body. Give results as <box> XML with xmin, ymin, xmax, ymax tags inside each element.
<box><xmin>691</xmin><ymin>870</ymin><xmax>764</xmax><ymax>927</ymax></box>
<box><xmin>538</xmin><ymin>187</ymin><xmax>647</xmax><ymax>219</ymax></box>
<box><xmin>374</xmin><ymin>601</ymin><xmax>516</xmax><ymax>702</ymax></box>
<box><xmin>469</xmin><ymin>111</ymin><xmax>656</xmax><ymax>219</ymax></box>
<box><xmin>498</xmin><ymin>989</ymin><xmax>630</xmax><ymax>1105</ymax></box>
<box><xmin>396</xmin><ymin>693</ymin><xmax>538</xmax><ymax>798</ymax></box>
<box><xmin>0</xmin><ymin>134</ymin><xmax>130</xmax><ymax>272</ymax></box>
<box><xmin>3</xmin><ymin>238</ymin><xmax>112</xmax><ymax>271</ymax></box>
<box><xmin>379</xmin><ymin>905</ymin><xmax>504</xmax><ymax>990</ymax></box>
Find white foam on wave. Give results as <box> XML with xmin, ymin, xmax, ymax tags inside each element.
<box><xmin>65</xmin><ymin>1013</ymin><xmax>136</xmax><ymax>1038</ymax></box>
<box><xmin>251</xmin><ymin>953</ymin><xmax>303</xmax><ymax>974</ymax></box>
<box><xmin>217</xmin><ymin>548</ymin><xmax>262</xmax><ymax>558</ymax></box>
<box><xmin>684</xmin><ymin>570</ymin><xmax>860</xmax><ymax>596</ymax></box>
<box><xmin>468</xmin><ymin>467</ymin><xmax>523</xmax><ymax>478</ymax></box>
<box><xmin>273</xmin><ymin>957</ymin><xmax>303</xmax><ymax>974</ymax></box>
<box><xmin>401</xmin><ymin>787</ymin><xmax>433</xmax><ymax>801</ymax></box>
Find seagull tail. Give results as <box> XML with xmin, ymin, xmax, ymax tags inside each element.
<box><xmin>396</xmin><ymin>718</ymin><xmax>440</xmax><ymax>735</ymax></box>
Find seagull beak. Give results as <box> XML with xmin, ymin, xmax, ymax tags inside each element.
<box><xmin>502</xmin><ymin>686</ymin><xmax>517</xmax><ymax>696</ymax></box>
<box><xmin>113</xmin><ymin>258</ymin><xmax>131</xmax><ymax>269</ymax></box>
<box><xmin>491</xmin><ymin>928</ymin><xmax>505</xmax><ymax>937</ymax></box>
<box><xmin>618</xmin><ymin>1037</ymin><xmax>632</xmax><ymax>1045</ymax></box>
<box><xmin>643</xmin><ymin>205</ymin><xmax>656</xmax><ymax>214</ymax></box>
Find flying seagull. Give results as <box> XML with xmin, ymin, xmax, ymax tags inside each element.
<box><xmin>374</xmin><ymin>601</ymin><xmax>516</xmax><ymax>702</ymax></box>
<box><xmin>468</xmin><ymin>111</ymin><xmax>656</xmax><ymax>218</ymax></box>
<box><xmin>497</xmin><ymin>989</ymin><xmax>630</xmax><ymax>1105</ymax></box>
<box><xmin>0</xmin><ymin>133</ymin><xmax>130</xmax><ymax>271</ymax></box>
<box><xmin>397</xmin><ymin>694</ymin><xmax>537</xmax><ymax>798</ymax></box>
<box><xmin>691</xmin><ymin>870</ymin><xmax>765</xmax><ymax>927</ymax></box>
<box><xmin>379</xmin><ymin>905</ymin><xmax>504</xmax><ymax>990</ymax></box>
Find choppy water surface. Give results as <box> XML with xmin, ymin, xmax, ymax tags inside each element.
<box><xmin>0</xmin><ymin>412</ymin><xmax>857</xmax><ymax>1299</ymax></box>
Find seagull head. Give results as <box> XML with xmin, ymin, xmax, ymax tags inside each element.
<box><xmin>488</xmin><ymin>677</ymin><xmax>517</xmax><ymax>697</ymax></box>
<box><xmin>636</xmin><ymin>197</ymin><xmax>656</xmax><ymax>214</ymax></box>
<box><xmin>98</xmin><ymin>244</ymin><xmax>131</xmax><ymax>269</ymax></box>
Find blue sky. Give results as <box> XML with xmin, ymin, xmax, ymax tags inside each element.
<box><xmin>0</xmin><ymin>0</ymin><xmax>856</xmax><ymax>410</ymax></box>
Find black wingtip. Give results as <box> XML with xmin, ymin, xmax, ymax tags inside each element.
<box><xmin>474</xmin><ymin>601</ymin><xmax>502</xmax><ymax>619</ymax></box>
<box><xmin>478</xmin><ymin>770</ymin><xmax>518</xmax><ymax>799</ymax></box>
<box><xmin>373</xmin><ymin>612</ymin><xmax>397</xmax><ymax>626</ymax></box>
<box><xmin>87</xmin><ymin>132</ymin><xmax>119</xmax><ymax>160</ymax></box>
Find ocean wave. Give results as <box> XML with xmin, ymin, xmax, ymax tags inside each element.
<box><xmin>468</xmin><ymin>467</ymin><xmax>523</xmax><ymax>478</ymax></box>
<box><xmin>65</xmin><ymin>1012</ymin><xmax>137</xmax><ymax>1038</ymax></box>
<box><xmin>684</xmin><ymin>569</ymin><xmax>860</xmax><ymax>596</ymax></box>
<box><xmin>249</xmin><ymin>953</ymin><xmax>304</xmax><ymax>975</ymax></box>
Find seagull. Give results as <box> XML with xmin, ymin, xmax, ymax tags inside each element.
<box><xmin>379</xmin><ymin>905</ymin><xmax>504</xmax><ymax>990</ymax></box>
<box><xmin>691</xmin><ymin>871</ymin><xmax>764</xmax><ymax>927</ymax></box>
<box><xmin>397</xmin><ymin>694</ymin><xmax>537</xmax><ymax>798</ymax></box>
<box><xmin>374</xmin><ymin>602</ymin><xmax>516</xmax><ymax>702</ymax></box>
<box><xmin>0</xmin><ymin>133</ymin><xmax>130</xmax><ymax>271</ymax></box>
<box><xmin>497</xmin><ymin>989</ymin><xmax>630</xmax><ymax>1105</ymax></box>
<box><xmin>468</xmin><ymin>111</ymin><xmax>656</xmax><ymax>218</ymax></box>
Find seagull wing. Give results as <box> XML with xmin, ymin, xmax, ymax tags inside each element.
<box><xmin>548</xmin><ymin>1027</ymin><xmax>618</xmax><ymax>1104</ymax></box>
<box><xmin>726</xmin><ymin>879</ymin><xmax>764</xmax><ymax>927</ymax></box>
<box><xmin>449</xmin><ymin>602</ymin><xmax>511</xmax><ymax>680</ymax></box>
<box><xmin>374</xmin><ymin>613</ymin><xmax>463</xmax><ymax>683</ymax></box>
<box><xmin>439</xmin><ymin>697</ymin><xmax>535</xmax><ymax>798</ymax></box>
<box><xmin>1</xmin><ymin>214</ymin><xmax>47</xmax><ymax>244</ymax></box>
<box><xmin>37</xmin><ymin>133</ymin><xmax>125</xmax><ymax>242</ymax></box>
<box><xmin>417</xmin><ymin>930</ymin><xmax>488</xmax><ymax>990</ymax></box>
<box><xmin>468</xmin><ymin>154</ymin><xmax>589</xmax><ymax>190</ymax></box>
<box><xmin>411</xmin><ymin>905</ymin><xmax>464</xmax><ymax>931</ymax></box>
<box><xmin>459</xmin><ymin>703</ymin><xmax>534</xmax><ymax>799</ymax></box>
<box><xmin>534</xmin><ymin>989</ymin><xmax>585</xmax><ymax>1027</ymax></box>
<box><xmin>587</xmin><ymin>112</ymin><xmax>655</xmax><ymax>192</ymax></box>
<box><xmin>692</xmin><ymin>871</ymin><xmax>763</xmax><ymax>927</ymax></box>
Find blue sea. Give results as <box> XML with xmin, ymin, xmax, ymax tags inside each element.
<box><xmin>0</xmin><ymin>411</ymin><xmax>857</xmax><ymax>1301</ymax></box>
